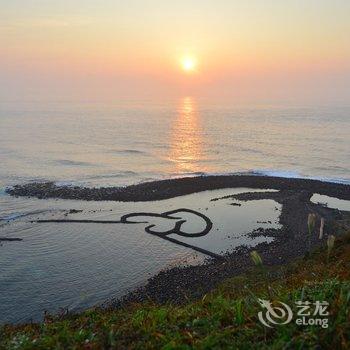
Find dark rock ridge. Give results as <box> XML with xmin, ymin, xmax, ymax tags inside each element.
<box><xmin>6</xmin><ymin>175</ymin><xmax>350</xmax><ymax>202</ymax></box>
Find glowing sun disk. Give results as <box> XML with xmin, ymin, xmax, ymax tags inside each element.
<box><xmin>181</xmin><ymin>57</ymin><xmax>196</xmax><ymax>72</ymax></box>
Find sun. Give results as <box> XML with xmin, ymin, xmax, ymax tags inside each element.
<box><xmin>181</xmin><ymin>56</ymin><xmax>197</xmax><ymax>72</ymax></box>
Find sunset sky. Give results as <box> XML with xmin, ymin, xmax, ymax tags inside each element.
<box><xmin>1</xmin><ymin>0</ymin><xmax>350</xmax><ymax>104</ymax></box>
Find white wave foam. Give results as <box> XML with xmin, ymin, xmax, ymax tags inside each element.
<box><xmin>247</xmin><ymin>170</ymin><xmax>350</xmax><ymax>185</ymax></box>
<box><xmin>171</xmin><ymin>169</ymin><xmax>350</xmax><ymax>185</ymax></box>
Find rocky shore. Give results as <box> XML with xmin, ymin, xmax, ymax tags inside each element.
<box><xmin>110</xmin><ymin>184</ymin><xmax>349</xmax><ymax>307</ymax></box>
<box><xmin>6</xmin><ymin>175</ymin><xmax>350</xmax><ymax>309</ymax></box>
<box><xmin>6</xmin><ymin>175</ymin><xmax>350</xmax><ymax>201</ymax></box>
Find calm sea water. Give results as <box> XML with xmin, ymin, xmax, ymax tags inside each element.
<box><xmin>0</xmin><ymin>98</ymin><xmax>349</xmax><ymax>188</ymax></box>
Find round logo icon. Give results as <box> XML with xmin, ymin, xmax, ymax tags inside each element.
<box><xmin>258</xmin><ymin>298</ymin><xmax>293</xmax><ymax>328</ymax></box>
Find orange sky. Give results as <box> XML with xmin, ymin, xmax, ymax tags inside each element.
<box><xmin>1</xmin><ymin>1</ymin><xmax>350</xmax><ymax>104</ymax></box>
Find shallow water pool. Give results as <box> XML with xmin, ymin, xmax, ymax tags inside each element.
<box><xmin>0</xmin><ymin>188</ymin><xmax>281</xmax><ymax>323</ymax></box>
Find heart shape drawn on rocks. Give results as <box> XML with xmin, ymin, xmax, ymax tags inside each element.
<box><xmin>120</xmin><ymin>208</ymin><xmax>213</xmax><ymax>237</ymax></box>
<box><xmin>35</xmin><ymin>208</ymin><xmax>220</xmax><ymax>258</ymax></box>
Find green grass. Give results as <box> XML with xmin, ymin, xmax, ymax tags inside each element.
<box><xmin>1</xmin><ymin>233</ymin><xmax>350</xmax><ymax>350</ymax></box>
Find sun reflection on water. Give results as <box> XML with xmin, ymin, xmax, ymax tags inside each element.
<box><xmin>169</xmin><ymin>97</ymin><xmax>206</xmax><ymax>174</ymax></box>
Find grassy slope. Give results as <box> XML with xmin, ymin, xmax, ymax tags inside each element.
<box><xmin>1</xmin><ymin>233</ymin><xmax>349</xmax><ymax>350</ymax></box>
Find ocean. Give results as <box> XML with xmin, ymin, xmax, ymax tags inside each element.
<box><xmin>0</xmin><ymin>98</ymin><xmax>349</xmax><ymax>189</ymax></box>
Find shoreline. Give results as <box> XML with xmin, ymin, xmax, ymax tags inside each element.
<box><xmin>4</xmin><ymin>175</ymin><xmax>350</xmax><ymax>317</ymax></box>
<box><xmin>6</xmin><ymin>174</ymin><xmax>350</xmax><ymax>201</ymax></box>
